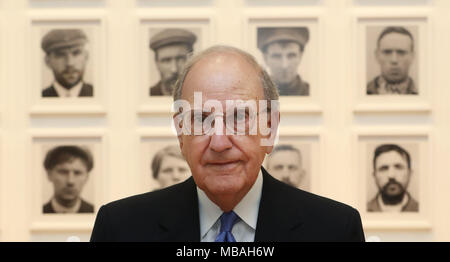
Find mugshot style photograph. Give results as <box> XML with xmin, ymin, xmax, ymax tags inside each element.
<box><xmin>147</xmin><ymin>27</ymin><xmax>201</xmax><ymax>97</ymax></box>
<box><xmin>365</xmin><ymin>143</ymin><xmax>420</xmax><ymax>213</ymax></box>
<box><xmin>263</xmin><ymin>143</ymin><xmax>311</xmax><ymax>192</ymax></box>
<box><xmin>365</xmin><ymin>25</ymin><xmax>419</xmax><ymax>96</ymax></box>
<box><xmin>40</xmin><ymin>28</ymin><xmax>95</xmax><ymax>99</ymax></box>
<box><xmin>257</xmin><ymin>27</ymin><xmax>311</xmax><ymax>97</ymax></box>
<box><xmin>41</xmin><ymin>144</ymin><xmax>96</xmax><ymax>214</ymax></box>
<box><xmin>149</xmin><ymin>144</ymin><xmax>191</xmax><ymax>191</ymax></box>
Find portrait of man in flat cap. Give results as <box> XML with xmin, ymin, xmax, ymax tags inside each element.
<box><xmin>257</xmin><ymin>27</ymin><xmax>310</xmax><ymax>96</ymax></box>
<box><xmin>148</xmin><ymin>28</ymin><xmax>198</xmax><ymax>96</ymax></box>
<box><xmin>366</xmin><ymin>26</ymin><xmax>419</xmax><ymax>95</ymax></box>
<box><xmin>41</xmin><ymin>28</ymin><xmax>93</xmax><ymax>98</ymax></box>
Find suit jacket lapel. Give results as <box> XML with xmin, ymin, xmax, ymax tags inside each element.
<box><xmin>155</xmin><ymin>177</ymin><xmax>201</xmax><ymax>241</ymax></box>
<box><xmin>254</xmin><ymin>167</ymin><xmax>305</xmax><ymax>242</ymax></box>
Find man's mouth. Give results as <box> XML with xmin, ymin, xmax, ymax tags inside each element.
<box><xmin>207</xmin><ymin>160</ymin><xmax>241</xmax><ymax>171</ymax></box>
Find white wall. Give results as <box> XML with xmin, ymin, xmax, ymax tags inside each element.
<box><xmin>1</xmin><ymin>0</ymin><xmax>449</xmax><ymax>242</ymax></box>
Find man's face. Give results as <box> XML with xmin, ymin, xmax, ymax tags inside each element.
<box><xmin>156</xmin><ymin>155</ymin><xmax>191</xmax><ymax>188</ymax></box>
<box><xmin>176</xmin><ymin>52</ymin><xmax>275</xmax><ymax>204</ymax></box>
<box><xmin>47</xmin><ymin>158</ymin><xmax>89</xmax><ymax>206</ymax></box>
<box><xmin>376</xmin><ymin>32</ymin><xmax>414</xmax><ymax>83</ymax></box>
<box><xmin>267</xmin><ymin>150</ymin><xmax>304</xmax><ymax>187</ymax></box>
<box><xmin>155</xmin><ymin>44</ymin><xmax>190</xmax><ymax>86</ymax></box>
<box><xmin>263</xmin><ymin>41</ymin><xmax>303</xmax><ymax>85</ymax></box>
<box><xmin>45</xmin><ymin>45</ymin><xmax>88</xmax><ymax>88</ymax></box>
<box><xmin>373</xmin><ymin>150</ymin><xmax>411</xmax><ymax>203</ymax></box>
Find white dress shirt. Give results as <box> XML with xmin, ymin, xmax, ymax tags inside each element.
<box><xmin>198</xmin><ymin>170</ymin><xmax>263</xmax><ymax>242</ymax></box>
<box><xmin>53</xmin><ymin>81</ymin><xmax>84</xmax><ymax>97</ymax></box>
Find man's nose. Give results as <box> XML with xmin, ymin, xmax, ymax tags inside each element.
<box><xmin>66</xmin><ymin>54</ymin><xmax>76</xmax><ymax>67</ymax></box>
<box><xmin>66</xmin><ymin>173</ymin><xmax>76</xmax><ymax>185</ymax></box>
<box><xmin>281</xmin><ymin>56</ymin><xmax>289</xmax><ymax>69</ymax></box>
<box><xmin>390</xmin><ymin>53</ymin><xmax>399</xmax><ymax>64</ymax></box>
<box><xmin>169</xmin><ymin>60</ymin><xmax>178</xmax><ymax>74</ymax></box>
<box><xmin>386</xmin><ymin>168</ymin><xmax>397</xmax><ymax>179</ymax></box>
<box><xmin>209</xmin><ymin>133</ymin><xmax>233</xmax><ymax>153</ymax></box>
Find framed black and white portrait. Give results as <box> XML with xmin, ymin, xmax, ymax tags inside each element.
<box><xmin>140</xmin><ymin>132</ymin><xmax>191</xmax><ymax>192</ymax></box>
<box><xmin>355</xmin><ymin>130</ymin><xmax>431</xmax><ymax>229</ymax></box>
<box><xmin>263</xmin><ymin>129</ymin><xmax>322</xmax><ymax>194</ymax></box>
<box><xmin>354</xmin><ymin>15</ymin><xmax>430</xmax><ymax>112</ymax></box>
<box><xmin>138</xmin><ymin>16</ymin><xmax>212</xmax><ymax>113</ymax></box>
<box><xmin>30</xmin><ymin>132</ymin><xmax>104</xmax><ymax>230</ymax></box>
<box><xmin>246</xmin><ymin>14</ymin><xmax>322</xmax><ymax>113</ymax></box>
<box><xmin>366</xmin><ymin>25</ymin><xmax>419</xmax><ymax>96</ymax></box>
<box><xmin>29</xmin><ymin>17</ymin><xmax>105</xmax><ymax>114</ymax></box>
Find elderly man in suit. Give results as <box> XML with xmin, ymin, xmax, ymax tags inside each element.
<box><xmin>41</xmin><ymin>29</ymin><xmax>93</xmax><ymax>97</ymax></box>
<box><xmin>91</xmin><ymin>45</ymin><xmax>364</xmax><ymax>242</ymax></box>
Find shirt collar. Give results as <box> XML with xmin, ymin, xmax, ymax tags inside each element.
<box><xmin>197</xmin><ymin>169</ymin><xmax>263</xmax><ymax>239</ymax></box>
<box><xmin>53</xmin><ymin>80</ymin><xmax>84</xmax><ymax>98</ymax></box>
<box><xmin>51</xmin><ymin>197</ymin><xmax>82</xmax><ymax>213</ymax></box>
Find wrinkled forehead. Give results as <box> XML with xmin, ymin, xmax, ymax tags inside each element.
<box><xmin>181</xmin><ymin>52</ymin><xmax>265</xmax><ymax>104</ymax></box>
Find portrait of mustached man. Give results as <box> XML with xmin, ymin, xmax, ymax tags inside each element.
<box><xmin>368</xmin><ymin>144</ymin><xmax>419</xmax><ymax>212</ymax></box>
<box><xmin>41</xmin><ymin>29</ymin><xmax>93</xmax><ymax>98</ymax></box>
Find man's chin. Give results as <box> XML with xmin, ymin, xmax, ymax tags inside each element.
<box><xmin>202</xmin><ymin>176</ymin><xmax>247</xmax><ymax>196</ymax></box>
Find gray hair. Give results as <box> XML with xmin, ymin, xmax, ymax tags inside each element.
<box><xmin>173</xmin><ymin>45</ymin><xmax>279</xmax><ymax>102</ymax></box>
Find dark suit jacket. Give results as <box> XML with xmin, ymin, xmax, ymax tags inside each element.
<box><xmin>90</xmin><ymin>168</ymin><xmax>365</xmax><ymax>242</ymax></box>
<box><xmin>43</xmin><ymin>198</ymin><xmax>95</xmax><ymax>214</ymax></box>
<box><xmin>42</xmin><ymin>83</ymin><xmax>94</xmax><ymax>97</ymax></box>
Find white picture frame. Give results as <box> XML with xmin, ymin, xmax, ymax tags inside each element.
<box><xmin>27</xmin><ymin>14</ymin><xmax>107</xmax><ymax>115</ymax></box>
<box><xmin>352</xmin><ymin>11</ymin><xmax>432</xmax><ymax>113</ymax></box>
<box><xmin>265</xmin><ymin>127</ymin><xmax>323</xmax><ymax>194</ymax></box>
<box><xmin>136</xmin><ymin>12</ymin><xmax>214</xmax><ymax>114</ymax></box>
<box><xmin>28</xmin><ymin>130</ymin><xmax>106</xmax><ymax>232</ymax></box>
<box><xmin>353</xmin><ymin>128</ymin><xmax>432</xmax><ymax>230</ymax></box>
<box><xmin>244</xmin><ymin>9</ymin><xmax>324</xmax><ymax>114</ymax></box>
<box><xmin>136</xmin><ymin>127</ymin><xmax>189</xmax><ymax>194</ymax></box>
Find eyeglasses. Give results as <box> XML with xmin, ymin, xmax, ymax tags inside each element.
<box><xmin>176</xmin><ymin>106</ymin><xmax>270</xmax><ymax>136</ymax></box>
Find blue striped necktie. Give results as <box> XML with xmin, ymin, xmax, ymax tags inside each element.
<box><xmin>215</xmin><ymin>211</ymin><xmax>239</xmax><ymax>242</ymax></box>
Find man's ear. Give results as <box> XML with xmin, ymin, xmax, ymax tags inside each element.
<box><xmin>375</xmin><ymin>49</ymin><xmax>382</xmax><ymax>64</ymax></box>
<box><xmin>408</xmin><ymin>169</ymin><xmax>413</xmax><ymax>179</ymax></box>
<box><xmin>263</xmin><ymin>52</ymin><xmax>270</xmax><ymax>64</ymax></box>
<box><xmin>45</xmin><ymin>54</ymin><xmax>51</xmax><ymax>68</ymax></box>
<box><xmin>266</xmin><ymin>111</ymin><xmax>280</xmax><ymax>155</ymax></box>
<box><xmin>299</xmin><ymin>169</ymin><xmax>306</xmax><ymax>179</ymax></box>
<box><xmin>84</xmin><ymin>49</ymin><xmax>89</xmax><ymax>61</ymax></box>
<box><xmin>46</xmin><ymin>170</ymin><xmax>53</xmax><ymax>181</ymax></box>
<box><xmin>177</xmin><ymin>135</ymin><xmax>184</xmax><ymax>152</ymax></box>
